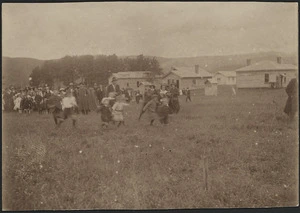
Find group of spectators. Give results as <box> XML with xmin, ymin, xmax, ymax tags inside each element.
<box><xmin>2</xmin><ymin>83</ymin><xmax>106</xmax><ymax>114</ymax></box>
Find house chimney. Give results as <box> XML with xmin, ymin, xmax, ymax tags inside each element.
<box><xmin>277</xmin><ymin>57</ymin><xmax>282</xmax><ymax>64</ymax></box>
<box><xmin>246</xmin><ymin>59</ymin><xmax>251</xmax><ymax>66</ymax></box>
<box><xmin>195</xmin><ymin>65</ymin><xmax>199</xmax><ymax>74</ymax></box>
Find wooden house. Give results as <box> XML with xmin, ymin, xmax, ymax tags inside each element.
<box><xmin>214</xmin><ymin>71</ymin><xmax>236</xmax><ymax>85</ymax></box>
<box><xmin>108</xmin><ymin>71</ymin><xmax>162</xmax><ymax>90</ymax></box>
<box><xmin>162</xmin><ymin>65</ymin><xmax>213</xmax><ymax>89</ymax></box>
<box><xmin>235</xmin><ymin>57</ymin><xmax>297</xmax><ymax>89</ymax></box>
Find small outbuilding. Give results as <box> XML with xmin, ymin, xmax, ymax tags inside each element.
<box><xmin>204</xmin><ymin>79</ymin><xmax>218</xmax><ymax>96</ymax></box>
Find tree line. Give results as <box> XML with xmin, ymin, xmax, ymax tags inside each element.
<box><xmin>30</xmin><ymin>54</ymin><xmax>162</xmax><ymax>87</ymax></box>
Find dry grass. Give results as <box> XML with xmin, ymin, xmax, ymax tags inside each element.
<box><xmin>2</xmin><ymin>87</ymin><xmax>298</xmax><ymax>210</ymax></box>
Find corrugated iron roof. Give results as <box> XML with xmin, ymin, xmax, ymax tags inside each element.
<box><xmin>216</xmin><ymin>71</ymin><xmax>236</xmax><ymax>77</ymax></box>
<box><xmin>166</xmin><ymin>67</ymin><xmax>212</xmax><ymax>78</ymax></box>
<box><xmin>236</xmin><ymin>61</ymin><xmax>297</xmax><ymax>72</ymax></box>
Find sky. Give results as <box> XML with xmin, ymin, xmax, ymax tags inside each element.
<box><xmin>2</xmin><ymin>2</ymin><xmax>298</xmax><ymax>60</ymax></box>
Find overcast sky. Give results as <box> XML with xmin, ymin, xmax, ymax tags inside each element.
<box><xmin>2</xmin><ymin>2</ymin><xmax>298</xmax><ymax>60</ymax></box>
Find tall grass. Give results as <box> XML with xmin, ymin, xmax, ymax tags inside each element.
<box><xmin>2</xmin><ymin>87</ymin><xmax>298</xmax><ymax>210</ymax></box>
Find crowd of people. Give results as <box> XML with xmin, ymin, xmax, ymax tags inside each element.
<box><xmin>2</xmin><ymin>76</ymin><xmax>297</xmax><ymax>127</ymax></box>
<box><xmin>2</xmin><ymin>76</ymin><xmax>183</xmax><ymax>127</ymax></box>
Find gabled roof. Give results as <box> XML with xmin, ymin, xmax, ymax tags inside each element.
<box><xmin>205</xmin><ymin>78</ymin><xmax>218</xmax><ymax>84</ymax></box>
<box><xmin>216</xmin><ymin>71</ymin><xmax>236</xmax><ymax>77</ymax></box>
<box><xmin>236</xmin><ymin>61</ymin><xmax>297</xmax><ymax>72</ymax></box>
<box><xmin>165</xmin><ymin>67</ymin><xmax>212</xmax><ymax>78</ymax></box>
<box><xmin>111</xmin><ymin>71</ymin><xmax>153</xmax><ymax>79</ymax></box>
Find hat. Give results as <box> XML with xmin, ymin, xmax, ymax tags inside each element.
<box><xmin>59</xmin><ymin>88</ymin><xmax>65</xmax><ymax>91</ymax></box>
<box><xmin>112</xmin><ymin>77</ymin><xmax>117</xmax><ymax>82</ymax></box>
<box><xmin>94</xmin><ymin>83</ymin><xmax>97</xmax><ymax>86</ymax></box>
<box><xmin>69</xmin><ymin>82</ymin><xmax>74</xmax><ymax>86</ymax></box>
<box><xmin>152</xmin><ymin>94</ymin><xmax>158</xmax><ymax>98</ymax></box>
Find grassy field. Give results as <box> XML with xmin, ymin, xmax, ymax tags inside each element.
<box><xmin>2</xmin><ymin>87</ymin><xmax>298</xmax><ymax>210</ymax></box>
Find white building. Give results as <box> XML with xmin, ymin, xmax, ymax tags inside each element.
<box><xmin>162</xmin><ymin>65</ymin><xmax>213</xmax><ymax>90</ymax></box>
<box><xmin>235</xmin><ymin>57</ymin><xmax>297</xmax><ymax>88</ymax></box>
<box><xmin>108</xmin><ymin>71</ymin><xmax>162</xmax><ymax>90</ymax></box>
<box><xmin>214</xmin><ymin>71</ymin><xmax>236</xmax><ymax>85</ymax></box>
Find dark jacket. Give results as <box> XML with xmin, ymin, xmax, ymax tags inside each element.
<box><xmin>106</xmin><ymin>84</ymin><xmax>120</xmax><ymax>97</ymax></box>
<box><xmin>284</xmin><ymin>78</ymin><xmax>297</xmax><ymax>115</ymax></box>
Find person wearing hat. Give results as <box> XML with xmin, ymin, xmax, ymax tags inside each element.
<box><xmin>77</xmin><ymin>82</ymin><xmax>89</xmax><ymax>115</ymax></box>
<box><xmin>106</xmin><ymin>77</ymin><xmax>120</xmax><ymax>98</ymax></box>
<box><xmin>186</xmin><ymin>87</ymin><xmax>191</xmax><ymax>102</ymax></box>
<box><xmin>43</xmin><ymin>86</ymin><xmax>52</xmax><ymax>114</ymax></box>
<box><xmin>141</xmin><ymin>94</ymin><xmax>160</xmax><ymax>125</ymax></box>
<box><xmin>111</xmin><ymin>95</ymin><xmax>129</xmax><ymax>127</ymax></box>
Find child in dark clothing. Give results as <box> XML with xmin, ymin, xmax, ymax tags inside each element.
<box><xmin>157</xmin><ymin>97</ymin><xmax>170</xmax><ymax>124</ymax></box>
<box><xmin>100</xmin><ymin>97</ymin><xmax>113</xmax><ymax>128</ymax></box>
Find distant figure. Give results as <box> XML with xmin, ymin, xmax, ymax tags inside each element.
<box><xmin>159</xmin><ymin>85</ymin><xmax>168</xmax><ymax>98</ymax></box>
<box><xmin>87</xmin><ymin>87</ymin><xmax>99</xmax><ymax>111</ymax></box>
<box><xmin>284</xmin><ymin>78</ymin><xmax>298</xmax><ymax>121</ymax></box>
<box><xmin>135</xmin><ymin>90</ymin><xmax>142</xmax><ymax>104</ymax></box>
<box><xmin>94</xmin><ymin>84</ymin><xmax>104</xmax><ymax>105</ymax></box>
<box><xmin>77</xmin><ymin>83</ymin><xmax>89</xmax><ymax>114</ymax></box>
<box><xmin>106</xmin><ymin>77</ymin><xmax>120</xmax><ymax>97</ymax></box>
<box><xmin>186</xmin><ymin>88</ymin><xmax>191</xmax><ymax>102</ymax></box>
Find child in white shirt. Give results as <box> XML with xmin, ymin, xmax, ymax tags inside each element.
<box><xmin>58</xmin><ymin>90</ymin><xmax>78</xmax><ymax>127</ymax></box>
<box><xmin>112</xmin><ymin>95</ymin><xmax>129</xmax><ymax>127</ymax></box>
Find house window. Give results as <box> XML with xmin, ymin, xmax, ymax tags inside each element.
<box><xmin>265</xmin><ymin>74</ymin><xmax>269</xmax><ymax>83</ymax></box>
<box><xmin>192</xmin><ymin>79</ymin><xmax>196</xmax><ymax>85</ymax></box>
<box><xmin>168</xmin><ymin>79</ymin><xmax>171</xmax><ymax>85</ymax></box>
<box><xmin>137</xmin><ymin>81</ymin><xmax>140</xmax><ymax>87</ymax></box>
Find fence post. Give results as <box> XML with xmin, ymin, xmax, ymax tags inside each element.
<box><xmin>203</xmin><ymin>156</ymin><xmax>209</xmax><ymax>191</ymax></box>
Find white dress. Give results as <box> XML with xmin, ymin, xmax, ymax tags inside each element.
<box><xmin>112</xmin><ymin>102</ymin><xmax>129</xmax><ymax>122</ymax></box>
<box><xmin>14</xmin><ymin>97</ymin><xmax>22</xmax><ymax>110</ymax></box>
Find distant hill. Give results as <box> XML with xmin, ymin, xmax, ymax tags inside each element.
<box><xmin>2</xmin><ymin>57</ymin><xmax>44</xmax><ymax>87</ymax></box>
<box><xmin>2</xmin><ymin>51</ymin><xmax>297</xmax><ymax>87</ymax></box>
